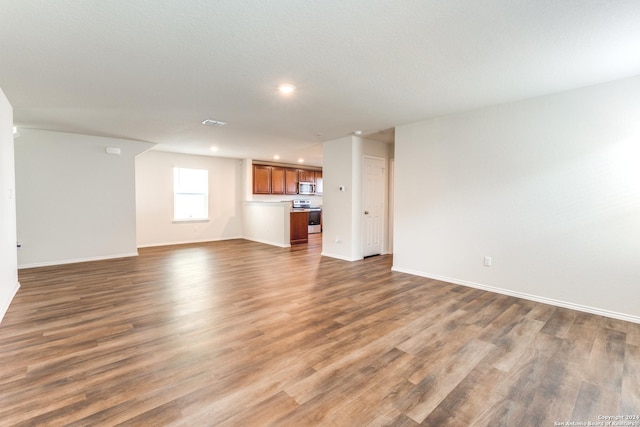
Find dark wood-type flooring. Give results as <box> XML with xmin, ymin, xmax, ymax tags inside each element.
<box><xmin>1</xmin><ymin>234</ymin><xmax>639</xmax><ymax>426</ymax></box>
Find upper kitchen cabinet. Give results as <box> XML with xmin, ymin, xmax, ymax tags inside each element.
<box><xmin>253</xmin><ymin>162</ymin><xmax>322</xmax><ymax>195</ymax></box>
<box><xmin>253</xmin><ymin>164</ymin><xmax>271</xmax><ymax>194</ymax></box>
<box><xmin>271</xmin><ymin>167</ymin><xmax>286</xmax><ymax>194</ymax></box>
<box><xmin>314</xmin><ymin>170</ymin><xmax>323</xmax><ymax>194</ymax></box>
<box><xmin>285</xmin><ymin>168</ymin><xmax>299</xmax><ymax>195</ymax></box>
<box><xmin>298</xmin><ymin>169</ymin><xmax>315</xmax><ymax>183</ymax></box>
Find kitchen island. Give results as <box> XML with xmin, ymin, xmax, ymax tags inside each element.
<box><xmin>243</xmin><ymin>200</ymin><xmax>321</xmax><ymax>247</ymax></box>
<box><xmin>242</xmin><ymin>201</ymin><xmax>293</xmax><ymax>247</ymax></box>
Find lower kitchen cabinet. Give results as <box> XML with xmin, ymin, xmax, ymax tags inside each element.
<box><xmin>290</xmin><ymin>211</ymin><xmax>309</xmax><ymax>245</ymax></box>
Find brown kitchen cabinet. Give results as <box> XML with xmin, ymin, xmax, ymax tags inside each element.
<box><xmin>253</xmin><ymin>163</ymin><xmax>322</xmax><ymax>195</ymax></box>
<box><xmin>253</xmin><ymin>165</ymin><xmax>271</xmax><ymax>194</ymax></box>
<box><xmin>314</xmin><ymin>170</ymin><xmax>323</xmax><ymax>194</ymax></box>
<box><xmin>285</xmin><ymin>168</ymin><xmax>299</xmax><ymax>195</ymax></box>
<box><xmin>298</xmin><ymin>169</ymin><xmax>315</xmax><ymax>183</ymax></box>
<box><xmin>271</xmin><ymin>167</ymin><xmax>285</xmax><ymax>194</ymax></box>
<box><xmin>290</xmin><ymin>211</ymin><xmax>309</xmax><ymax>244</ymax></box>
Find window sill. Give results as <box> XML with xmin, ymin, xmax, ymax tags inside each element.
<box><xmin>172</xmin><ymin>218</ymin><xmax>210</xmax><ymax>224</ymax></box>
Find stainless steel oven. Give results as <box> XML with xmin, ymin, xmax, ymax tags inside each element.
<box><xmin>293</xmin><ymin>200</ymin><xmax>322</xmax><ymax>234</ymax></box>
<box><xmin>307</xmin><ymin>209</ymin><xmax>321</xmax><ymax>234</ymax></box>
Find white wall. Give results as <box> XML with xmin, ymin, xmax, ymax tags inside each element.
<box><xmin>322</xmin><ymin>136</ymin><xmax>359</xmax><ymax>260</ymax></box>
<box><xmin>0</xmin><ymin>89</ymin><xmax>19</xmax><ymax>322</ymax></box>
<box><xmin>322</xmin><ymin>136</ymin><xmax>392</xmax><ymax>261</ymax></box>
<box><xmin>241</xmin><ymin>159</ymin><xmax>253</xmax><ymax>201</ymax></box>
<box><xmin>135</xmin><ymin>151</ymin><xmax>243</xmax><ymax>247</ymax></box>
<box><xmin>394</xmin><ymin>75</ymin><xmax>640</xmax><ymax>322</ymax></box>
<box><xmin>242</xmin><ymin>201</ymin><xmax>291</xmax><ymax>247</ymax></box>
<box><xmin>15</xmin><ymin>129</ymin><xmax>153</xmax><ymax>267</ymax></box>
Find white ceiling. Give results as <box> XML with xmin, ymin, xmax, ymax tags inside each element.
<box><xmin>2</xmin><ymin>1</ymin><xmax>640</xmax><ymax>166</ymax></box>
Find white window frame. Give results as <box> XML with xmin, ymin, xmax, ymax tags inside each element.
<box><xmin>173</xmin><ymin>167</ymin><xmax>209</xmax><ymax>222</ymax></box>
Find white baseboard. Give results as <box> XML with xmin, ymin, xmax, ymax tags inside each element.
<box><xmin>18</xmin><ymin>252</ymin><xmax>139</xmax><ymax>269</ymax></box>
<box><xmin>0</xmin><ymin>281</ymin><xmax>20</xmax><ymax>324</ymax></box>
<box><xmin>137</xmin><ymin>236</ymin><xmax>243</xmax><ymax>248</ymax></box>
<box><xmin>244</xmin><ymin>237</ymin><xmax>290</xmax><ymax>248</ymax></box>
<box><xmin>321</xmin><ymin>251</ymin><xmax>363</xmax><ymax>262</ymax></box>
<box><xmin>391</xmin><ymin>266</ymin><xmax>640</xmax><ymax>325</ymax></box>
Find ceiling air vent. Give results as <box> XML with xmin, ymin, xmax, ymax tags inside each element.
<box><xmin>202</xmin><ymin>119</ymin><xmax>227</xmax><ymax>127</ymax></box>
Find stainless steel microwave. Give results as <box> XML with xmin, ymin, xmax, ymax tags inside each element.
<box><xmin>298</xmin><ymin>181</ymin><xmax>316</xmax><ymax>195</ymax></box>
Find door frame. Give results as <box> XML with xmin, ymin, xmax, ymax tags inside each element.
<box><xmin>388</xmin><ymin>158</ymin><xmax>394</xmax><ymax>254</ymax></box>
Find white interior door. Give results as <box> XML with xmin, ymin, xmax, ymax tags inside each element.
<box><xmin>363</xmin><ymin>156</ymin><xmax>385</xmax><ymax>257</ymax></box>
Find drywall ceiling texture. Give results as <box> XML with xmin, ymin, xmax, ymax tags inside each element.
<box><xmin>2</xmin><ymin>1</ymin><xmax>640</xmax><ymax>164</ymax></box>
<box><xmin>393</xmin><ymin>75</ymin><xmax>640</xmax><ymax>322</ymax></box>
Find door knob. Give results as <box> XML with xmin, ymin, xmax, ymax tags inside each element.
<box><xmin>364</xmin><ymin>211</ymin><xmax>369</xmax><ymax>215</ymax></box>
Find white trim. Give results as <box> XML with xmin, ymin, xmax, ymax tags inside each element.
<box><xmin>388</xmin><ymin>158</ymin><xmax>394</xmax><ymax>255</ymax></box>
<box><xmin>0</xmin><ymin>281</ymin><xmax>20</xmax><ymax>324</ymax></box>
<box><xmin>18</xmin><ymin>252</ymin><xmax>139</xmax><ymax>269</ymax></box>
<box><xmin>242</xmin><ymin>237</ymin><xmax>291</xmax><ymax>248</ymax></box>
<box><xmin>321</xmin><ymin>252</ymin><xmax>363</xmax><ymax>262</ymax></box>
<box><xmin>137</xmin><ymin>236</ymin><xmax>243</xmax><ymax>248</ymax></box>
<box><xmin>391</xmin><ymin>266</ymin><xmax>640</xmax><ymax>325</ymax></box>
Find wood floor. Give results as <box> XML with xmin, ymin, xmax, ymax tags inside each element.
<box><xmin>2</xmin><ymin>235</ymin><xmax>639</xmax><ymax>426</ymax></box>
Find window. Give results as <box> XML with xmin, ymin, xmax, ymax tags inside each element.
<box><xmin>173</xmin><ymin>167</ymin><xmax>208</xmax><ymax>221</ymax></box>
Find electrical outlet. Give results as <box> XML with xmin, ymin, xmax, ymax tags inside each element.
<box><xmin>484</xmin><ymin>256</ymin><xmax>492</xmax><ymax>267</ymax></box>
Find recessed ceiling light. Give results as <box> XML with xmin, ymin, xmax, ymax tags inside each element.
<box><xmin>298</xmin><ymin>158</ymin><xmax>304</xmax><ymax>163</ymax></box>
<box><xmin>354</xmin><ymin>130</ymin><xmax>363</xmax><ymax>135</ymax></box>
<box><xmin>210</xmin><ymin>146</ymin><xmax>219</xmax><ymax>152</ymax></box>
<box><xmin>202</xmin><ymin>119</ymin><xmax>227</xmax><ymax>127</ymax></box>
<box><xmin>278</xmin><ymin>84</ymin><xmax>296</xmax><ymax>95</ymax></box>
<box><xmin>273</xmin><ymin>155</ymin><xmax>280</xmax><ymax>160</ymax></box>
